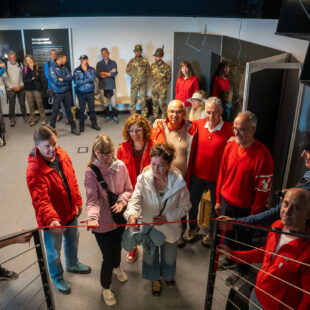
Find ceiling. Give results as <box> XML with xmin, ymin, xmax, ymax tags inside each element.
<box><xmin>0</xmin><ymin>0</ymin><xmax>283</xmax><ymax>18</ymax></box>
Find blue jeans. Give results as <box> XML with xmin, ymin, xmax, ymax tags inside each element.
<box><xmin>188</xmin><ymin>175</ymin><xmax>216</xmax><ymax>231</ymax></box>
<box><xmin>142</xmin><ymin>241</ymin><xmax>178</xmax><ymax>281</ymax></box>
<box><xmin>249</xmin><ymin>289</ymin><xmax>264</xmax><ymax>310</ymax></box>
<box><xmin>43</xmin><ymin>217</ymin><xmax>79</xmax><ymax>282</ymax></box>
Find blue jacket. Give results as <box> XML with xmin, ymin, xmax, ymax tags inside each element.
<box><xmin>233</xmin><ymin>171</ymin><xmax>310</xmax><ymax>226</ymax></box>
<box><xmin>73</xmin><ymin>65</ymin><xmax>95</xmax><ymax>93</ymax></box>
<box><xmin>48</xmin><ymin>62</ymin><xmax>72</xmax><ymax>93</ymax></box>
<box><xmin>0</xmin><ymin>67</ymin><xmax>5</xmax><ymax>76</ymax></box>
<box><xmin>44</xmin><ymin>60</ymin><xmax>54</xmax><ymax>89</ymax></box>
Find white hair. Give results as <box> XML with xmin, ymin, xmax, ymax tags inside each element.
<box><xmin>236</xmin><ymin>110</ymin><xmax>257</xmax><ymax>127</ymax></box>
<box><xmin>205</xmin><ymin>97</ymin><xmax>223</xmax><ymax>111</ymax></box>
<box><xmin>168</xmin><ymin>100</ymin><xmax>185</xmax><ymax>111</ymax></box>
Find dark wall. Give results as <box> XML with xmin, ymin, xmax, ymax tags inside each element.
<box><xmin>0</xmin><ymin>30</ymin><xmax>24</xmax><ymax>61</ymax></box>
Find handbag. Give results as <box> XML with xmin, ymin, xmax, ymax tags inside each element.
<box><xmin>89</xmin><ymin>164</ymin><xmax>127</xmax><ymax>225</ymax></box>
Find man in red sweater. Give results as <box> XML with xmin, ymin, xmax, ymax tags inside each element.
<box><xmin>217</xmin><ymin>188</ymin><xmax>310</xmax><ymax>310</ymax></box>
<box><xmin>26</xmin><ymin>126</ymin><xmax>91</xmax><ymax>294</ymax></box>
<box><xmin>215</xmin><ymin>111</ymin><xmax>273</xmax><ymax>284</ymax></box>
<box><xmin>186</xmin><ymin>97</ymin><xmax>233</xmax><ymax>245</ymax></box>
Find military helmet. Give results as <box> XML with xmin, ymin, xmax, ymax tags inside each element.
<box><xmin>153</xmin><ymin>48</ymin><xmax>164</xmax><ymax>57</ymax></box>
<box><xmin>133</xmin><ymin>44</ymin><xmax>143</xmax><ymax>52</ymax></box>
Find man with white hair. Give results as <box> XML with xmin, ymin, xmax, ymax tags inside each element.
<box><xmin>216</xmin><ymin>111</ymin><xmax>274</xmax><ymax>284</ymax></box>
<box><xmin>152</xmin><ymin>99</ymin><xmax>196</xmax><ymax>247</ymax></box>
<box><xmin>186</xmin><ymin>97</ymin><xmax>233</xmax><ymax>244</ymax></box>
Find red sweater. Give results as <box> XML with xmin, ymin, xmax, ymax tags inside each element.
<box><xmin>117</xmin><ymin>140</ymin><xmax>153</xmax><ymax>189</ymax></box>
<box><xmin>192</xmin><ymin>120</ymin><xmax>233</xmax><ymax>182</ymax></box>
<box><xmin>175</xmin><ymin>76</ymin><xmax>199</xmax><ymax>107</ymax></box>
<box><xmin>211</xmin><ymin>75</ymin><xmax>229</xmax><ymax>97</ymax></box>
<box><xmin>26</xmin><ymin>147</ymin><xmax>82</xmax><ymax>227</ymax></box>
<box><xmin>230</xmin><ymin>220</ymin><xmax>310</xmax><ymax>310</ymax></box>
<box><xmin>216</xmin><ymin>140</ymin><xmax>273</xmax><ymax>214</ymax></box>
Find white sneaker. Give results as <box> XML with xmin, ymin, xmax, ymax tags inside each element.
<box><xmin>102</xmin><ymin>289</ymin><xmax>117</xmax><ymax>306</ymax></box>
<box><xmin>113</xmin><ymin>266</ymin><xmax>128</xmax><ymax>283</ymax></box>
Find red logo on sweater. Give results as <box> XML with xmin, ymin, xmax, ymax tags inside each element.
<box><xmin>255</xmin><ymin>175</ymin><xmax>272</xmax><ymax>192</ymax></box>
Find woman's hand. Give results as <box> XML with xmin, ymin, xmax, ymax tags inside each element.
<box><xmin>128</xmin><ymin>215</ymin><xmax>140</xmax><ymax>232</ymax></box>
<box><xmin>80</xmin><ymin>218</ymin><xmax>99</xmax><ymax>231</ymax></box>
<box><xmin>216</xmin><ymin>244</ymin><xmax>232</xmax><ymax>259</ymax></box>
<box><xmin>153</xmin><ymin>215</ymin><xmax>167</xmax><ymax>226</ymax></box>
<box><xmin>111</xmin><ymin>201</ymin><xmax>126</xmax><ymax>213</ymax></box>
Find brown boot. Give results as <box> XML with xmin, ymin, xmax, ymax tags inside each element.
<box><xmin>10</xmin><ymin>118</ymin><xmax>16</xmax><ymax>127</ymax></box>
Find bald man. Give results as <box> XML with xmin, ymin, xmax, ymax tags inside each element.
<box><xmin>217</xmin><ymin>188</ymin><xmax>310</xmax><ymax>310</ymax></box>
<box><xmin>152</xmin><ymin>100</ymin><xmax>196</xmax><ymax>247</ymax></box>
<box><xmin>216</xmin><ymin>111</ymin><xmax>274</xmax><ymax>282</ymax></box>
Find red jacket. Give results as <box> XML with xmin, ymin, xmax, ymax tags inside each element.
<box><xmin>26</xmin><ymin>147</ymin><xmax>82</xmax><ymax>227</ymax></box>
<box><xmin>175</xmin><ymin>76</ymin><xmax>199</xmax><ymax>107</ymax></box>
<box><xmin>152</xmin><ymin>118</ymin><xmax>197</xmax><ymax>185</ymax></box>
<box><xmin>211</xmin><ymin>75</ymin><xmax>230</xmax><ymax>97</ymax></box>
<box><xmin>116</xmin><ymin>139</ymin><xmax>153</xmax><ymax>189</ymax></box>
<box><xmin>230</xmin><ymin>220</ymin><xmax>310</xmax><ymax>310</ymax></box>
<box><xmin>216</xmin><ymin>140</ymin><xmax>273</xmax><ymax>214</ymax></box>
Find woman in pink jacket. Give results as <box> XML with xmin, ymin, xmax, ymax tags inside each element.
<box><xmin>82</xmin><ymin>134</ymin><xmax>133</xmax><ymax>306</ymax></box>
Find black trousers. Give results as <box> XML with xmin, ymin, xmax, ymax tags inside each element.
<box><xmin>77</xmin><ymin>92</ymin><xmax>97</xmax><ymax>124</ymax></box>
<box><xmin>49</xmin><ymin>91</ymin><xmax>76</xmax><ymax>130</ymax></box>
<box><xmin>222</xmin><ymin>197</ymin><xmax>252</xmax><ymax>274</ymax></box>
<box><xmin>93</xmin><ymin>227</ymin><xmax>125</xmax><ymax>289</ymax></box>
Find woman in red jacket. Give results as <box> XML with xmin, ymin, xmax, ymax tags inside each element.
<box><xmin>175</xmin><ymin>62</ymin><xmax>199</xmax><ymax>118</ymax></box>
<box><xmin>117</xmin><ymin>113</ymin><xmax>153</xmax><ymax>262</ymax></box>
<box><xmin>211</xmin><ymin>61</ymin><xmax>230</xmax><ymax>97</ymax></box>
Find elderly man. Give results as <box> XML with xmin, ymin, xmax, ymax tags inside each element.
<box><xmin>26</xmin><ymin>126</ymin><xmax>90</xmax><ymax>294</ymax></box>
<box><xmin>152</xmin><ymin>99</ymin><xmax>196</xmax><ymax>247</ymax></box>
<box><xmin>216</xmin><ymin>111</ymin><xmax>273</xmax><ymax>284</ymax></box>
<box><xmin>186</xmin><ymin>97</ymin><xmax>233</xmax><ymax>244</ymax></box>
<box><xmin>217</xmin><ymin>188</ymin><xmax>310</xmax><ymax>310</ymax></box>
<box><xmin>48</xmin><ymin>51</ymin><xmax>79</xmax><ymax>135</ymax></box>
<box><xmin>96</xmin><ymin>48</ymin><xmax>119</xmax><ymax>123</ymax></box>
<box><xmin>2</xmin><ymin>50</ymin><xmax>27</xmax><ymax>127</ymax></box>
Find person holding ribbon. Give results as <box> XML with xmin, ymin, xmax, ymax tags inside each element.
<box><xmin>125</xmin><ymin>143</ymin><xmax>191</xmax><ymax>297</ymax></box>
<box><xmin>117</xmin><ymin>113</ymin><xmax>154</xmax><ymax>263</ymax></box>
<box><xmin>82</xmin><ymin>134</ymin><xmax>132</xmax><ymax>307</ymax></box>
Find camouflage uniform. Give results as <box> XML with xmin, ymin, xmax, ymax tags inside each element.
<box><xmin>151</xmin><ymin>61</ymin><xmax>171</xmax><ymax>118</ymax></box>
<box><xmin>126</xmin><ymin>53</ymin><xmax>150</xmax><ymax>116</ymax></box>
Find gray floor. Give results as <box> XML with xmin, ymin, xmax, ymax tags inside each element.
<box><xmin>0</xmin><ymin>114</ymin><xmax>229</xmax><ymax>310</ymax></box>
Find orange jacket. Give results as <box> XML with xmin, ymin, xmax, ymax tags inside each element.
<box><xmin>152</xmin><ymin>118</ymin><xmax>197</xmax><ymax>185</ymax></box>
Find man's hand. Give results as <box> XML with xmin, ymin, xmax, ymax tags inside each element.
<box><xmin>80</xmin><ymin>218</ymin><xmax>99</xmax><ymax>231</ymax></box>
<box><xmin>110</xmin><ymin>68</ymin><xmax>116</xmax><ymax>73</ymax></box>
<box><xmin>76</xmin><ymin>205</ymin><xmax>82</xmax><ymax>217</ymax></box>
<box><xmin>128</xmin><ymin>215</ymin><xmax>140</xmax><ymax>232</ymax></box>
<box><xmin>217</xmin><ymin>215</ymin><xmax>233</xmax><ymax>231</ymax></box>
<box><xmin>111</xmin><ymin>201</ymin><xmax>126</xmax><ymax>213</ymax></box>
<box><xmin>14</xmin><ymin>231</ymin><xmax>32</xmax><ymax>244</ymax></box>
<box><xmin>58</xmin><ymin>77</ymin><xmax>64</xmax><ymax>81</ymax></box>
<box><xmin>216</xmin><ymin>244</ymin><xmax>232</xmax><ymax>259</ymax></box>
<box><xmin>227</xmin><ymin>136</ymin><xmax>236</xmax><ymax>143</ymax></box>
<box><xmin>215</xmin><ymin>203</ymin><xmax>222</xmax><ymax>216</ymax></box>
<box><xmin>153</xmin><ymin>215</ymin><xmax>167</xmax><ymax>226</ymax></box>
<box><xmin>49</xmin><ymin>221</ymin><xmax>66</xmax><ymax>234</ymax></box>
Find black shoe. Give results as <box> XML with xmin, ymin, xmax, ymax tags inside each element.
<box><xmin>71</xmin><ymin>128</ymin><xmax>80</xmax><ymax>136</ymax></box>
<box><xmin>0</xmin><ymin>267</ymin><xmax>18</xmax><ymax>281</ymax></box>
<box><xmin>218</xmin><ymin>258</ymin><xmax>237</xmax><ymax>271</ymax></box>
<box><xmin>165</xmin><ymin>279</ymin><xmax>176</xmax><ymax>287</ymax></box>
<box><xmin>91</xmin><ymin>124</ymin><xmax>101</xmax><ymax>131</ymax></box>
<box><xmin>79</xmin><ymin>122</ymin><xmax>85</xmax><ymax>133</ymax></box>
<box><xmin>152</xmin><ymin>280</ymin><xmax>162</xmax><ymax>297</ymax></box>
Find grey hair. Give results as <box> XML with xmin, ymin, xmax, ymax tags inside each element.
<box><xmin>8</xmin><ymin>50</ymin><xmax>16</xmax><ymax>57</ymax></box>
<box><xmin>168</xmin><ymin>100</ymin><xmax>185</xmax><ymax>111</ymax></box>
<box><xmin>236</xmin><ymin>111</ymin><xmax>257</xmax><ymax>127</ymax></box>
<box><xmin>205</xmin><ymin>97</ymin><xmax>223</xmax><ymax>111</ymax></box>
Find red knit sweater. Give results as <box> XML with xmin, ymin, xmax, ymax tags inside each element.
<box><xmin>211</xmin><ymin>75</ymin><xmax>229</xmax><ymax>97</ymax></box>
<box><xmin>192</xmin><ymin>120</ymin><xmax>233</xmax><ymax>182</ymax></box>
<box><xmin>216</xmin><ymin>140</ymin><xmax>273</xmax><ymax>214</ymax></box>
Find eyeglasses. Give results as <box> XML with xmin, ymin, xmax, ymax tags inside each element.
<box><xmin>127</xmin><ymin>128</ymin><xmax>143</xmax><ymax>134</ymax></box>
<box><xmin>232</xmin><ymin>127</ymin><xmax>250</xmax><ymax>134</ymax></box>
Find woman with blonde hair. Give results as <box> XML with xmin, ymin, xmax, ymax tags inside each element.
<box><xmin>187</xmin><ymin>90</ymin><xmax>208</xmax><ymax>121</ymax></box>
<box><xmin>82</xmin><ymin>134</ymin><xmax>132</xmax><ymax>306</ymax></box>
<box><xmin>117</xmin><ymin>113</ymin><xmax>154</xmax><ymax>262</ymax></box>
<box><xmin>23</xmin><ymin>54</ymin><xmax>47</xmax><ymax>126</ymax></box>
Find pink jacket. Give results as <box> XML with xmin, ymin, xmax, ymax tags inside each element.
<box><xmin>84</xmin><ymin>159</ymin><xmax>133</xmax><ymax>233</ymax></box>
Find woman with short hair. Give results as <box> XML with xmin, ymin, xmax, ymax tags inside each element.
<box><xmin>125</xmin><ymin>143</ymin><xmax>191</xmax><ymax>297</ymax></box>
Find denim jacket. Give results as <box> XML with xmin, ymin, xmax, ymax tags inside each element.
<box><xmin>73</xmin><ymin>65</ymin><xmax>96</xmax><ymax>93</ymax></box>
<box><xmin>48</xmin><ymin>62</ymin><xmax>72</xmax><ymax>93</ymax></box>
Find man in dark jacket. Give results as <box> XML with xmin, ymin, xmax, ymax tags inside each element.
<box><xmin>74</xmin><ymin>55</ymin><xmax>100</xmax><ymax>132</ymax></box>
<box><xmin>26</xmin><ymin>126</ymin><xmax>90</xmax><ymax>294</ymax></box>
<box><xmin>48</xmin><ymin>51</ymin><xmax>79</xmax><ymax>135</ymax></box>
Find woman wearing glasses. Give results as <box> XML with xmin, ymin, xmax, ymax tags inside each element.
<box><xmin>117</xmin><ymin>113</ymin><xmax>154</xmax><ymax>262</ymax></box>
<box><xmin>82</xmin><ymin>134</ymin><xmax>133</xmax><ymax>306</ymax></box>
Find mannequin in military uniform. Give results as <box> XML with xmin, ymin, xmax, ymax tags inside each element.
<box><xmin>126</xmin><ymin>45</ymin><xmax>151</xmax><ymax>116</ymax></box>
<box><xmin>151</xmin><ymin>47</ymin><xmax>171</xmax><ymax>119</ymax></box>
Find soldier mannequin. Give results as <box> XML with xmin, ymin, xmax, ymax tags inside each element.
<box><xmin>151</xmin><ymin>48</ymin><xmax>171</xmax><ymax>120</ymax></box>
<box><xmin>126</xmin><ymin>45</ymin><xmax>151</xmax><ymax>116</ymax></box>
